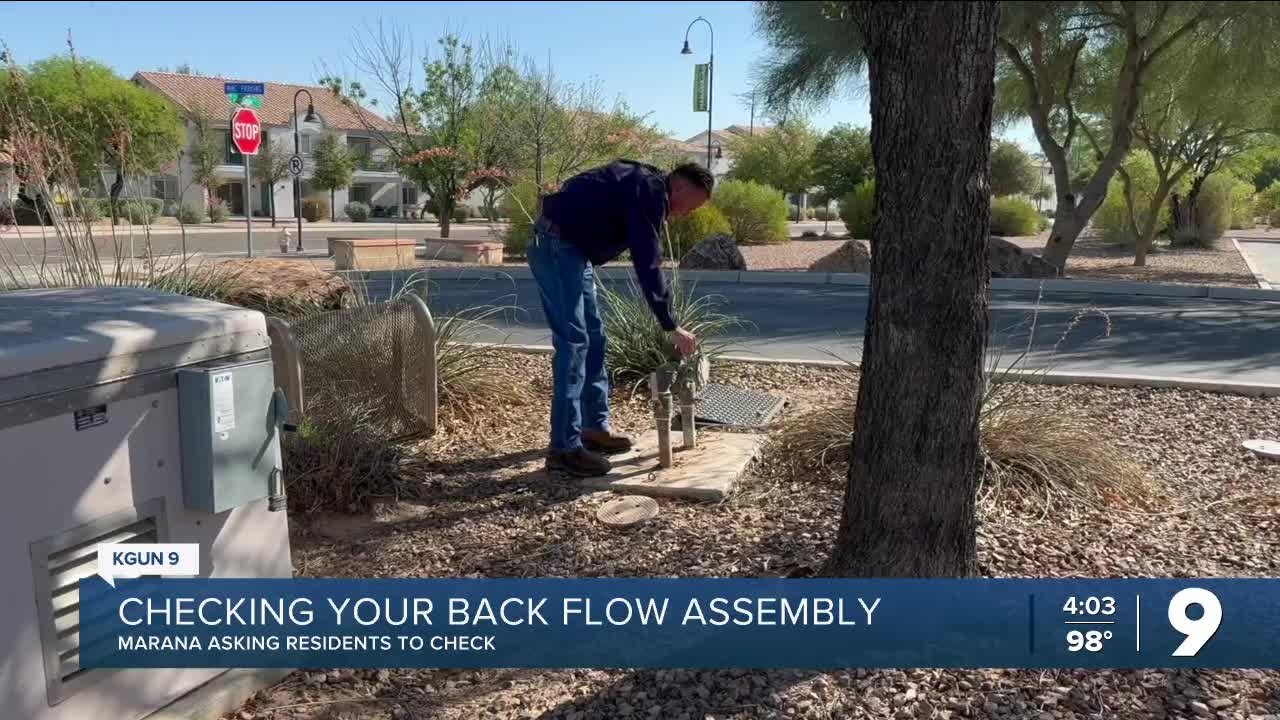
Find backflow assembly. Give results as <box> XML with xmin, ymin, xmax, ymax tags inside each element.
<box><xmin>649</xmin><ymin>353</ymin><xmax>711</xmax><ymax>468</ymax></box>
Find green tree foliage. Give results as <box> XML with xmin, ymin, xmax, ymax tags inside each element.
<box><xmin>310</xmin><ymin>133</ymin><xmax>354</xmax><ymax>222</ymax></box>
<box><xmin>752</xmin><ymin>1</ymin><xmax>1279</xmax><ymax>270</ymax></box>
<box><xmin>666</xmin><ymin>204</ymin><xmax>732</xmax><ymax>260</ymax></box>
<box><xmin>1094</xmin><ymin>153</ymin><xmax>1181</xmax><ymax>246</ymax></box>
<box><xmin>187</xmin><ymin>110</ymin><xmax>224</xmax><ymax>212</ymax></box>
<box><xmin>23</xmin><ymin>55</ymin><xmax>182</xmax><ymax>213</ymax></box>
<box><xmin>990</xmin><ymin>197</ymin><xmax>1042</xmax><ymax>236</ymax></box>
<box><xmin>812</xmin><ymin>123</ymin><xmax>872</xmax><ymax>201</ymax></box>
<box><xmin>989</xmin><ymin>140</ymin><xmax>1038</xmax><ymax>197</ymax></box>
<box><xmin>726</xmin><ymin>121</ymin><xmax>818</xmax><ymax>220</ymax></box>
<box><xmin>838</xmin><ymin>180</ymin><xmax>875</xmax><ymax>239</ymax></box>
<box><xmin>252</xmin><ymin>137</ymin><xmax>291</xmax><ymax>226</ymax></box>
<box><xmin>711</xmin><ymin>179</ymin><xmax>789</xmax><ymax>245</ymax></box>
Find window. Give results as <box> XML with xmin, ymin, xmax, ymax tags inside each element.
<box><xmin>222</xmin><ymin>131</ymin><xmax>244</xmax><ymax>166</ymax></box>
<box><xmin>348</xmin><ymin>137</ymin><xmax>372</xmax><ymax>169</ymax></box>
<box><xmin>299</xmin><ymin>133</ymin><xmax>315</xmax><ymax>154</ymax></box>
<box><xmin>402</xmin><ymin>185</ymin><xmax>418</xmax><ymax>205</ymax></box>
<box><xmin>349</xmin><ymin>185</ymin><xmax>371</xmax><ymax>204</ymax></box>
<box><xmin>151</xmin><ymin>176</ymin><xmax>178</xmax><ymax>201</ymax></box>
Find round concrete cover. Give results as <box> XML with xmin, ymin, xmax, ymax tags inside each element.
<box><xmin>1243</xmin><ymin>439</ymin><xmax>1280</xmax><ymax>459</ymax></box>
<box><xmin>597</xmin><ymin>496</ymin><xmax>659</xmax><ymax>528</ymax></box>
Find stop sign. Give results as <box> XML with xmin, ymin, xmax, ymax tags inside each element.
<box><xmin>230</xmin><ymin>107</ymin><xmax>262</xmax><ymax>156</ymax></box>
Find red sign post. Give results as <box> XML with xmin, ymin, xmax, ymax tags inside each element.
<box><xmin>230</xmin><ymin>107</ymin><xmax>262</xmax><ymax>155</ymax></box>
<box><xmin>230</xmin><ymin>107</ymin><xmax>261</xmax><ymax>255</ymax></box>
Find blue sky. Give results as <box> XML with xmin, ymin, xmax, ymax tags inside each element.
<box><xmin>0</xmin><ymin>0</ymin><xmax>1035</xmax><ymax>148</ymax></box>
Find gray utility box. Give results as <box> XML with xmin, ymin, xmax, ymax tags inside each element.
<box><xmin>0</xmin><ymin>287</ymin><xmax>292</xmax><ymax>720</ymax></box>
<box><xmin>178</xmin><ymin>360</ymin><xmax>282</xmax><ymax>513</ymax></box>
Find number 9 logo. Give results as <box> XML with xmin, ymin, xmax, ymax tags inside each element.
<box><xmin>1168</xmin><ymin>588</ymin><xmax>1222</xmax><ymax>657</ymax></box>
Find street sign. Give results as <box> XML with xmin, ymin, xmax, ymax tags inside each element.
<box><xmin>288</xmin><ymin>154</ymin><xmax>304</xmax><ymax>177</ymax></box>
<box><xmin>226</xmin><ymin>93</ymin><xmax>263</xmax><ymax>109</ymax></box>
<box><xmin>693</xmin><ymin>63</ymin><xmax>709</xmax><ymax>112</ymax></box>
<box><xmin>224</xmin><ymin>82</ymin><xmax>265</xmax><ymax>95</ymax></box>
<box><xmin>230</xmin><ymin>107</ymin><xmax>262</xmax><ymax>156</ymax></box>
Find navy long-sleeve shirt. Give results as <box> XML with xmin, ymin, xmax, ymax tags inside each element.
<box><xmin>540</xmin><ymin>160</ymin><xmax>677</xmax><ymax>331</ymax></box>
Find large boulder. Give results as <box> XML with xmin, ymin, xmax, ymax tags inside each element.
<box><xmin>808</xmin><ymin>240</ymin><xmax>871</xmax><ymax>273</ymax></box>
<box><xmin>679</xmin><ymin>234</ymin><xmax>747</xmax><ymax>271</ymax></box>
<box><xmin>988</xmin><ymin>236</ymin><xmax>1059</xmax><ymax>279</ymax></box>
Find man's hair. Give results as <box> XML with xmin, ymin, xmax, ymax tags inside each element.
<box><xmin>670</xmin><ymin>162</ymin><xmax>715</xmax><ymax>196</ymax></box>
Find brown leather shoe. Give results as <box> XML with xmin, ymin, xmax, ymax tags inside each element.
<box><xmin>582</xmin><ymin>429</ymin><xmax>635</xmax><ymax>455</ymax></box>
<box><xmin>546</xmin><ymin>447</ymin><xmax>612</xmax><ymax>477</ymax></box>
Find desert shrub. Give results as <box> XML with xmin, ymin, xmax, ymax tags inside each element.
<box><xmin>500</xmin><ymin>181</ymin><xmax>540</xmax><ymax>256</ymax></box>
<box><xmin>1094</xmin><ymin>153</ymin><xmax>1177</xmax><ymax>245</ymax></box>
<box><xmin>176</xmin><ymin>203</ymin><xmax>205</xmax><ymax>225</ymax></box>
<box><xmin>208</xmin><ymin>198</ymin><xmax>230</xmax><ymax>223</ymax></box>
<box><xmin>597</xmin><ymin>274</ymin><xmax>748</xmax><ymax>386</ymax></box>
<box><xmin>814</xmin><ymin>207</ymin><xmax>834</xmax><ymax>222</ymax></box>
<box><xmin>1256</xmin><ymin>180</ymin><xmax>1280</xmax><ymax>219</ymax></box>
<box><xmin>143</xmin><ymin>197</ymin><xmax>164</xmax><ymax>216</ymax></box>
<box><xmin>1269</xmin><ymin>207</ymin><xmax>1280</xmax><ymax>228</ymax></box>
<box><xmin>162</xmin><ymin>201</ymin><xmax>178</xmax><ymax>217</ymax></box>
<box><xmin>805</xmin><ymin>206</ymin><xmax>817</xmax><ymax>220</ymax></box>
<box><xmin>1171</xmin><ymin>174</ymin><xmax>1232</xmax><ymax>248</ymax></box>
<box><xmin>767</xmin><ymin>367</ymin><xmax>1152</xmax><ymax>515</ymax></box>
<box><xmin>711</xmin><ymin>179</ymin><xmax>789</xmax><ymax>245</ymax></box>
<box><xmin>990</xmin><ymin>197</ymin><xmax>1041</xmax><ymax>236</ymax></box>
<box><xmin>451</xmin><ymin>204</ymin><xmax>469</xmax><ymax>224</ymax></box>
<box><xmin>97</xmin><ymin>199</ymin><xmax>115</xmax><ymax>218</ymax></box>
<box><xmin>839</xmin><ymin>180</ymin><xmax>875</xmax><ymax>239</ymax></box>
<box><xmin>344</xmin><ymin>201</ymin><xmax>370</xmax><ymax>222</ymax></box>
<box><xmin>665</xmin><ymin>204</ymin><xmax>731</xmax><ymax>260</ymax></box>
<box><xmin>1230</xmin><ymin>180</ymin><xmax>1256</xmax><ymax>230</ymax></box>
<box><xmin>124</xmin><ymin>200</ymin><xmax>157</xmax><ymax>224</ymax></box>
<box><xmin>0</xmin><ymin>205</ymin><xmax>13</xmax><ymax>227</ymax></box>
<box><xmin>58</xmin><ymin>197</ymin><xmax>101</xmax><ymax>223</ymax></box>
<box><xmin>301</xmin><ymin>197</ymin><xmax>327</xmax><ymax>223</ymax></box>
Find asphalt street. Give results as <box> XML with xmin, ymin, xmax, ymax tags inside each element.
<box><xmin>359</xmin><ymin>269</ymin><xmax>1280</xmax><ymax>387</ymax></box>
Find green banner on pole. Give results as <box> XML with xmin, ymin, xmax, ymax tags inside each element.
<box><xmin>693</xmin><ymin>63</ymin><xmax>709</xmax><ymax>112</ymax></box>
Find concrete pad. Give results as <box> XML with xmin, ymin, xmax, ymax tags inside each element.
<box><xmin>576</xmin><ymin>430</ymin><xmax>764</xmax><ymax>500</ymax></box>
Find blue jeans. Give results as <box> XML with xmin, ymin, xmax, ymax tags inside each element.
<box><xmin>527</xmin><ymin>222</ymin><xmax>610</xmax><ymax>451</ymax></box>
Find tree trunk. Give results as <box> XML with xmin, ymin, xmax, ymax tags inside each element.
<box><xmin>270</xmin><ymin>185</ymin><xmax>277</xmax><ymax>228</ymax></box>
<box><xmin>829</xmin><ymin>1</ymin><xmax>997</xmax><ymax>578</ymax></box>
<box><xmin>1169</xmin><ymin>174</ymin><xmax>1209</xmax><ymax>246</ymax></box>
<box><xmin>109</xmin><ymin>170</ymin><xmax>124</xmax><ymax>226</ymax></box>
<box><xmin>440</xmin><ymin>197</ymin><xmax>452</xmax><ymax>239</ymax></box>
<box><xmin>330</xmin><ymin>189</ymin><xmax>336</xmax><ymax>222</ymax></box>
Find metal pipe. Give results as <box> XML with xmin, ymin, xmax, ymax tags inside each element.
<box><xmin>680</xmin><ymin>382</ymin><xmax>697</xmax><ymax>449</ymax></box>
<box><xmin>652</xmin><ymin>371</ymin><xmax>673</xmax><ymax>468</ymax></box>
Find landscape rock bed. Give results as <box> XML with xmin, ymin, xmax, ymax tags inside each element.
<box><xmin>233</xmin><ymin>353</ymin><xmax>1280</xmax><ymax>720</ymax></box>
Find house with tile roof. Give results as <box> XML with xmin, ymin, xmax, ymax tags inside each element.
<box><xmin>132</xmin><ymin>71</ymin><xmax>421</xmax><ymax>220</ymax></box>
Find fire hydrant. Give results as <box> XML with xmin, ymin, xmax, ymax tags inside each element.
<box><xmin>278</xmin><ymin>228</ymin><xmax>292</xmax><ymax>254</ymax></box>
<box><xmin>650</xmin><ymin>352</ymin><xmax>710</xmax><ymax>468</ymax></box>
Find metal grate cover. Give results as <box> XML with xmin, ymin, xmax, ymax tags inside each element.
<box><xmin>679</xmin><ymin>383</ymin><xmax>785</xmax><ymax>430</ymax></box>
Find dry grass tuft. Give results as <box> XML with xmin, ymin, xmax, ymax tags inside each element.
<box><xmin>283</xmin><ymin>414</ymin><xmax>420</xmax><ymax>515</ymax></box>
<box><xmin>768</xmin><ymin>373</ymin><xmax>1155</xmax><ymax>517</ymax></box>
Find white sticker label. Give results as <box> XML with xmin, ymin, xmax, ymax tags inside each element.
<box><xmin>212</xmin><ymin>372</ymin><xmax>236</xmax><ymax>432</ymax></box>
<box><xmin>97</xmin><ymin>543</ymin><xmax>200</xmax><ymax>587</ymax></box>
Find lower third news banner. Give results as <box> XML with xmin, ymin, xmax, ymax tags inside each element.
<box><xmin>77</xmin><ymin>578</ymin><xmax>1279</xmax><ymax>669</ymax></box>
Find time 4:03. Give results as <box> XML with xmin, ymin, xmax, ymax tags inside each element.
<box><xmin>1062</xmin><ymin>596</ymin><xmax>1116</xmax><ymax>616</ymax></box>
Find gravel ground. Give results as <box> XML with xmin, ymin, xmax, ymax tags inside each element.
<box><xmin>1061</xmin><ymin>236</ymin><xmax>1257</xmax><ymax>287</ymax></box>
<box><xmin>229</xmin><ymin>354</ymin><xmax>1280</xmax><ymax>720</ymax></box>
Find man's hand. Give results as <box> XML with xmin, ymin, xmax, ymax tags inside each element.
<box><xmin>670</xmin><ymin>327</ymin><xmax>698</xmax><ymax>357</ymax></box>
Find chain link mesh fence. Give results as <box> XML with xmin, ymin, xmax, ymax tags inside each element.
<box><xmin>290</xmin><ymin>297</ymin><xmax>436</xmax><ymax>441</ymax></box>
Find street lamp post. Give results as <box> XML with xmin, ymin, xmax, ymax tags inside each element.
<box><xmin>292</xmin><ymin>89</ymin><xmax>318</xmax><ymax>252</ymax></box>
<box><xmin>682</xmin><ymin>17</ymin><xmax>715</xmax><ymax>172</ymax></box>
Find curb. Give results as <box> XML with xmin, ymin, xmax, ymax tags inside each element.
<box><xmin>470</xmin><ymin>344</ymin><xmax>1280</xmax><ymax>397</ymax></box>
<box><xmin>426</xmin><ymin>266</ymin><xmax>1280</xmax><ymax>301</ymax></box>
<box><xmin>1232</xmin><ymin>237</ymin><xmax>1273</xmax><ymax>290</ymax></box>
